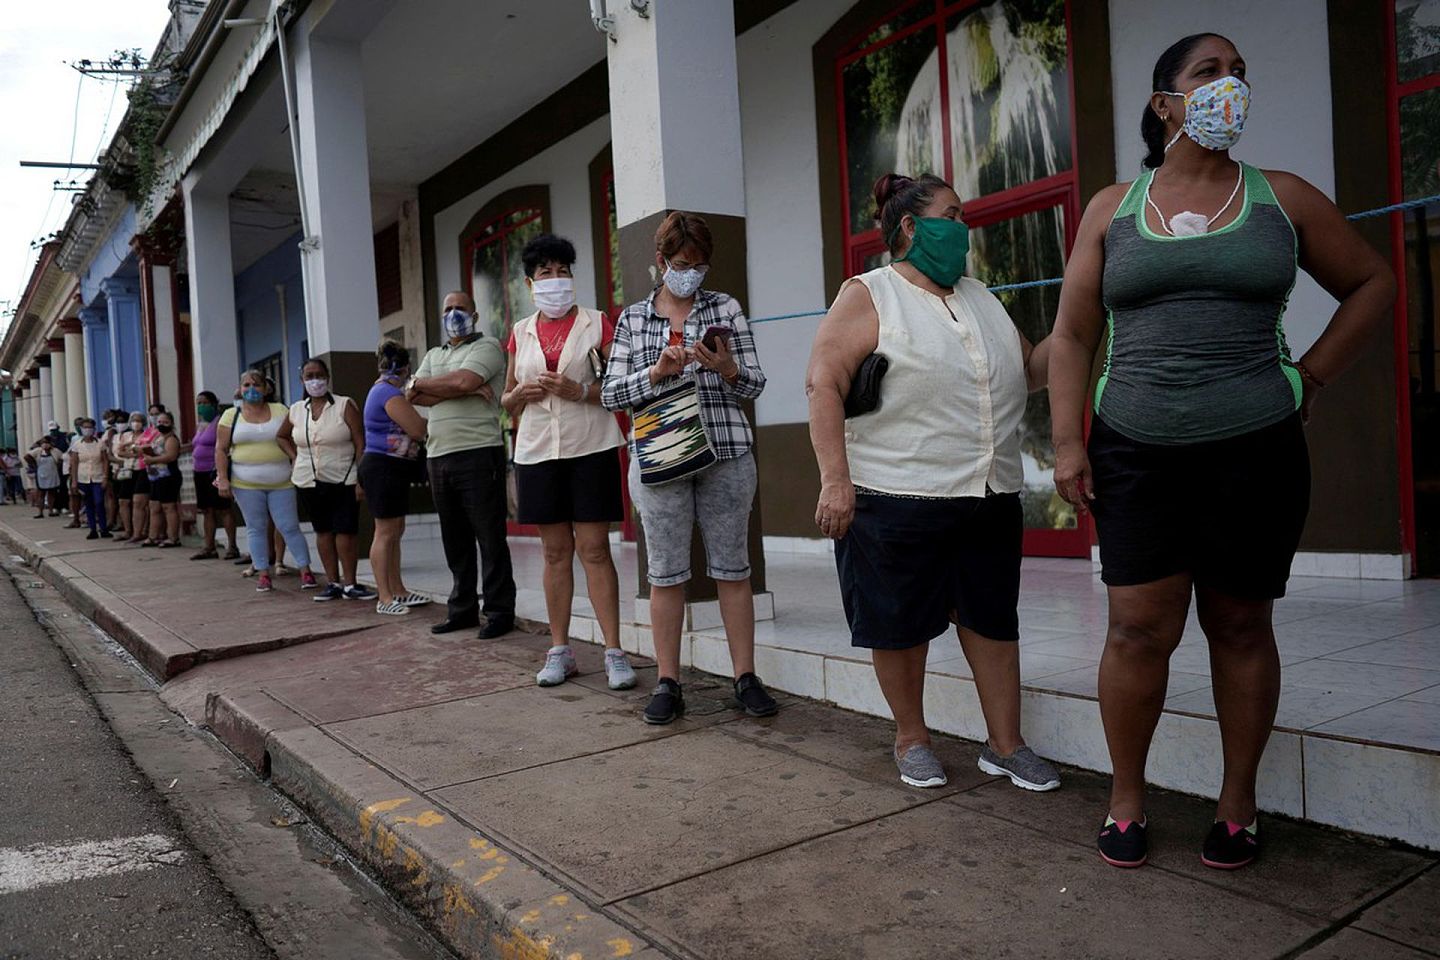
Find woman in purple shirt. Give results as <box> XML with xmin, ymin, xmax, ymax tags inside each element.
<box><xmin>190</xmin><ymin>391</ymin><xmax>241</xmax><ymax>560</ymax></box>
<box><xmin>357</xmin><ymin>340</ymin><xmax>429</xmax><ymax>616</ymax></box>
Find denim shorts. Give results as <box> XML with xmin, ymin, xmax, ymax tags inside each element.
<box><xmin>627</xmin><ymin>450</ymin><xmax>756</xmax><ymax>587</ymax></box>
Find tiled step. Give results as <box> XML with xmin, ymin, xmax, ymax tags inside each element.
<box><xmin>546</xmin><ymin>613</ymin><xmax>1440</xmax><ymax>852</ymax></box>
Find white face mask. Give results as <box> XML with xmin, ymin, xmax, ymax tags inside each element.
<box><xmin>530</xmin><ymin>277</ymin><xmax>576</xmax><ymax>319</ymax></box>
<box><xmin>303</xmin><ymin>378</ymin><xmax>329</xmax><ymax>398</ymax></box>
<box><xmin>662</xmin><ymin>260</ymin><xmax>707</xmax><ymax>299</ymax></box>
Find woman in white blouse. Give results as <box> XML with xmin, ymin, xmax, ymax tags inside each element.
<box><xmin>501</xmin><ymin>233</ymin><xmax>636</xmax><ymax>692</ymax></box>
<box><xmin>806</xmin><ymin>172</ymin><xmax>1062</xmax><ymax>794</ymax></box>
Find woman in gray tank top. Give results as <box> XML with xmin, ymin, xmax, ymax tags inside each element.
<box><xmin>1048</xmin><ymin>34</ymin><xmax>1395</xmax><ymax>870</ymax></box>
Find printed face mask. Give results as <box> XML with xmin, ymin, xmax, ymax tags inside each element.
<box><xmin>241</xmin><ymin>386</ymin><xmax>264</xmax><ymax>404</ymax></box>
<box><xmin>1160</xmin><ymin>75</ymin><xmax>1249</xmax><ymax>153</ymax></box>
<box><xmin>442</xmin><ymin>307</ymin><xmax>476</xmax><ymax>340</ymax></box>
<box><xmin>531</xmin><ymin>277</ymin><xmax>576</xmax><ymax>319</ymax></box>
<box><xmin>662</xmin><ymin>261</ymin><xmax>707</xmax><ymax>299</ymax></box>
<box><xmin>895</xmin><ymin>217</ymin><xmax>971</xmax><ymax>288</ymax></box>
<box><xmin>303</xmin><ymin>378</ymin><xmax>329</xmax><ymax>398</ymax></box>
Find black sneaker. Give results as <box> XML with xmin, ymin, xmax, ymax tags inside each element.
<box><xmin>643</xmin><ymin>678</ymin><xmax>685</xmax><ymax>725</ymax></box>
<box><xmin>1201</xmin><ymin>819</ymin><xmax>1259</xmax><ymax>870</ymax></box>
<box><xmin>1097</xmin><ymin>815</ymin><xmax>1148</xmax><ymax>868</ymax></box>
<box><xmin>734</xmin><ymin>673</ymin><xmax>778</xmax><ymax>717</ymax></box>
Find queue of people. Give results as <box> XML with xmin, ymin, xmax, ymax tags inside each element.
<box><xmin>805</xmin><ymin>31</ymin><xmax>1393</xmax><ymax>873</ymax></box>
<box><xmin>1</xmin><ymin>31</ymin><xmax>1396</xmax><ymax>873</ymax></box>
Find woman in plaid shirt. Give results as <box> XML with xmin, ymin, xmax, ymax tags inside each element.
<box><xmin>602</xmin><ymin>211</ymin><xmax>779</xmax><ymax>725</ymax></box>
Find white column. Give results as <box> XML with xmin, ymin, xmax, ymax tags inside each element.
<box><xmin>64</xmin><ymin>325</ymin><xmax>87</xmax><ymax>420</ymax></box>
<box><xmin>150</xmin><ymin>262</ymin><xmax>181</xmax><ymax>410</ymax></box>
<box><xmin>49</xmin><ymin>347</ymin><xmax>69</xmax><ymax>429</ymax></box>
<box><xmin>182</xmin><ymin>177</ymin><xmax>242</xmax><ymax>395</ymax></box>
<box><xmin>37</xmin><ymin>364</ymin><xmax>54</xmax><ymax>430</ymax></box>
<box><xmin>606</xmin><ymin>1</ymin><xmax>746</xmax><ymax>226</ymax></box>
<box><xmin>15</xmin><ymin>394</ymin><xmax>29</xmax><ymax>451</ymax></box>
<box><xmin>291</xmin><ymin>29</ymin><xmax>380</xmax><ymax>357</ymax></box>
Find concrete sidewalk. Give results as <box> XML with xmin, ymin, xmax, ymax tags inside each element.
<box><xmin>2</xmin><ymin>507</ymin><xmax>1438</xmax><ymax>960</ymax></box>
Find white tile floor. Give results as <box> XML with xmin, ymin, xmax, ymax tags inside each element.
<box><xmin>330</xmin><ymin>528</ymin><xmax>1440</xmax><ymax>846</ymax></box>
<box><xmin>347</xmin><ymin>530</ymin><xmax>1440</xmax><ymax>753</ymax></box>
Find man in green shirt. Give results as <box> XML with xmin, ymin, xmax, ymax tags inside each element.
<box><xmin>408</xmin><ymin>291</ymin><xmax>516</xmax><ymax>638</ymax></box>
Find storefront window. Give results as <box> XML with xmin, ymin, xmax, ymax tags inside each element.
<box><xmin>467</xmin><ymin>207</ymin><xmax>544</xmax><ymax>343</ymax></box>
<box><xmin>967</xmin><ymin>204</ymin><xmax>1071</xmax><ymax>531</ymax></box>
<box><xmin>841</xmin><ymin>24</ymin><xmax>942</xmax><ymax>234</ymax></box>
<box><xmin>836</xmin><ymin>0</ymin><xmax>1080</xmax><ymax>551</ymax></box>
<box><xmin>943</xmin><ymin>0</ymin><xmax>1070</xmax><ymax>200</ymax></box>
<box><xmin>1400</xmin><ymin>87</ymin><xmax>1440</xmax><ymax>201</ymax></box>
<box><xmin>1397</xmin><ymin>0</ymin><xmax>1440</xmax><ymax>84</ymax></box>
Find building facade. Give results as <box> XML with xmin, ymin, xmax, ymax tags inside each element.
<box><xmin>3</xmin><ymin>0</ymin><xmax>1435</xmax><ymax>579</ymax></box>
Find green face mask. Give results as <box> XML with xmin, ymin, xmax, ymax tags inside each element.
<box><xmin>894</xmin><ymin>216</ymin><xmax>970</xmax><ymax>288</ymax></box>
<box><xmin>197</xmin><ymin>404</ymin><xmax>218</xmax><ymax>423</ymax></box>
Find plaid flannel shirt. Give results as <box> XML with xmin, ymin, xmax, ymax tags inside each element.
<box><xmin>601</xmin><ymin>286</ymin><xmax>765</xmax><ymax>460</ymax></box>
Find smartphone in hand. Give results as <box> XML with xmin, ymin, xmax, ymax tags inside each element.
<box><xmin>700</xmin><ymin>324</ymin><xmax>733</xmax><ymax>351</ymax></box>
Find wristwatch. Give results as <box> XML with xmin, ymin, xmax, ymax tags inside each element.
<box><xmin>403</xmin><ymin>375</ymin><xmax>419</xmax><ymax>394</ymax></box>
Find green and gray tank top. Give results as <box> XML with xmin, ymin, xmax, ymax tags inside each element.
<box><xmin>1095</xmin><ymin>162</ymin><xmax>1302</xmax><ymax>445</ymax></box>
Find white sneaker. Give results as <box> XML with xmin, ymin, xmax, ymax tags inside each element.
<box><xmin>536</xmin><ymin>646</ymin><xmax>578</xmax><ymax>687</ymax></box>
<box><xmin>604</xmin><ymin>649</ymin><xmax>638</xmax><ymax>690</ymax></box>
<box><xmin>375</xmin><ymin>599</ymin><xmax>410</xmax><ymax>616</ymax></box>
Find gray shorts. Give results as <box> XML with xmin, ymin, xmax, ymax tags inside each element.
<box><xmin>628</xmin><ymin>450</ymin><xmax>756</xmax><ymax>587</ymax></box>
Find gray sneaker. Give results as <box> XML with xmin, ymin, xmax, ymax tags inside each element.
<box><xmin>536</xmin><ymin>646</ymin><xmax>578</xmax><ymax>687</ymax></box>
<box><xmin>895</xmin><ymin>744</ymin><xmax>948</xmax><ymax>788</ymax></box>
<box><xmin>978</xmin><ymin>744</ymin><xmax>1061</xmax><ymax>792</ymax></box>
<box><xmin>604</xmin><ymin>649</ymin><xmax>638</xmax><ymax>690</ymax></box>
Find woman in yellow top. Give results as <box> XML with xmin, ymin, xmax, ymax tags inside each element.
<box><xmin>215</xmin><ymin>369</ymin><xmax>318</xmax><ymax>594</ymax></box>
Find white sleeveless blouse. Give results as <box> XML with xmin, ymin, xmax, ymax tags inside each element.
<box><xmin>843</xmin><ymin>265</ymin><xmax>1027</xmax><ymax>499</ymax></box>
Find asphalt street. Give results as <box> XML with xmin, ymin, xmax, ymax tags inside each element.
<box><xmin>0</xmin><ymin>564</ymin><xmax>275</xmax><ymax>959</ymax></box>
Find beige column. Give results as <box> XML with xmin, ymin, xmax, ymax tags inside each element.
<box><xmin>62</xmin><ymin>319</ymin><xmax>87</xmax><ymax>420</ymax></box>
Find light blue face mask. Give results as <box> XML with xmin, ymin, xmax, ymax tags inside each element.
<box><xmin>442</xmin><ymin>307</ymin><xmax>476</xmax><ymax>340</ymax></box>
<box><xmin>241</xmin><ymin>386</ymin><xmax>264</xmax><ymax>403</ymax></box>
<box><xmin>662</xmin><ymin>261</ymin><xmax>707</xmax><ymax>299</ymax></box>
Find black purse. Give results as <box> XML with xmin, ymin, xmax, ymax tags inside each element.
<box><xmin>844</xmin><ymin>353</ymin><xmax>889</xmax><ymax>418</ymax></box>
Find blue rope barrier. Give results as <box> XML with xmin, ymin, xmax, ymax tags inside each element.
<box><xmin>1344</xmin><ymin>193</ymin><xmax>1440</xmax><ymax>220</ymax></box>
<box><xmin>747</xmin><ymin>192</ymin><xmax>1440</xmax><ymax>328</ymax></box>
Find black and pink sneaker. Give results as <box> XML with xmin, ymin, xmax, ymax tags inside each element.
<box><xmin>1097</xmin><ymin>815</ymin><xmax>1148</xmax><ymax>868</ymax></box>
<box><xmin>1201</xmin><ymin>819</ymin><xmax>1259</xmax><ymax>870</ymax></box>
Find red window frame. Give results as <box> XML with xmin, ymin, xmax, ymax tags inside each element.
<box><xmin>600</xmin><ymin>166</ymin><xmax>638</xmax><ymax>542</ymax></box>
<box><xmin>834</xmin><ymin>0</ymin><xmax>1090</xmax><ymax>557</ymax></box>
<box><xmin>1383</xmin><ymin>4</ymin><xmax>1438</xmax><ymax>572</ymax></box>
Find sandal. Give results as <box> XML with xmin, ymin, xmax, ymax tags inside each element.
<box><xmin>158</xmin><ymin>540</ymin><xmax>182</xmax><ymax>549</ymax></box>
<box><xmin>222</xmin><ymin>547</ymin><xmax>241</xmax><ymax>561</ymax></box>
<box><xmin>241</xmin><ymin>566</ymin><xmax>258</xmax><ymax>578</ymax></box>
<box><xmin>190</xmin><ymin>548</ymin><xmax>219</xmax><ymax>561</ymax></box>
<box><xmin>140</xmin><ymin>539</ymin><xmax>161</xmax><ymax>547</ymax></box>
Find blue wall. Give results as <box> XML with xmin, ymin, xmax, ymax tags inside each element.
<box><xmin>79</xmin><ymin>207</ymin><xmax>138</xmax><ymax>305</ymax></box>
<box><xmin>235</xmin><ymin>232</ymin><xmax>307</xmax><ymax>404</ymax></box>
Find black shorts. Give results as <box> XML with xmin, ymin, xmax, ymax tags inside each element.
<box><xmin>148</xmin><ymin>471</ymin><xmax>182</xmax><ymax>504</ymax></box>
<box><xmin>357</xmin><ymin>453</ymin><xmax>414</xmax><ymax>519</ymax></box>
<box><xmin>131</xmin><ymin>471</ymin><xmax>151</xmax><ymax>496</ymax></box>
<box><xmin>193</xmin><ymin>470</ymin><xmax>230</xmax><ymax>510</ymax></box>
<box><xmin>515</xmin><ymin>448</ymin><xmax>624</xmax><ymax>525</ymax></box>
<box><xmin>301</xmin><ymin>481</ymin><xmax>359</xmax><ymax>535</ymax></box>
<box><xmin>113</xmin><ymin>475</ymin><xmax>135</xmax><ymax>500</ymax></box>
<box><xmin>836</xmin><ymin>491</ymin><xmax>1022</xmax><ymax>649</ymax></box>
<box><xmin>1088</xmin><ymin>413</ymin><xmax>1310</xmax><ymax>600</ymax></box>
